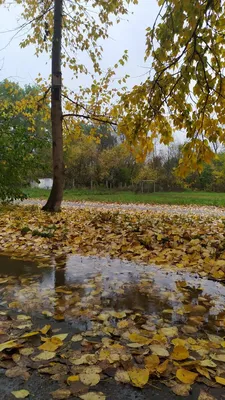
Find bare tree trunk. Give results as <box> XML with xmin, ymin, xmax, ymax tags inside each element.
<box><xmin>43</xmin><ymin>0</ymin><xmax>64</xmax><ymax>212</ymax></box>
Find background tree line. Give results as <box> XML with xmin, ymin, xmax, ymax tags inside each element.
<box><xmin>2</xmin><ymin>79</ymin><xmax>225</xmax><ymax>200</ymax></box>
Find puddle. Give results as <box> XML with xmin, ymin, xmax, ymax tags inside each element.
<box><xmin>0</xmin><ymin>254</ymin><xmax>225</xmax><ymax>336</ymax></box>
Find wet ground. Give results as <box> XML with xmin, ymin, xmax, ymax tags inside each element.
<box><xmin>0</xmin><ymin>255</ymin><xmax>225</xmax><ymax>399</ymax></box>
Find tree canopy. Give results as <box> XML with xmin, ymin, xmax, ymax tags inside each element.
<box><xmin>116</xmin><ymin>0</ymin><xmax>225</xmax><ymax>174</ymax></box>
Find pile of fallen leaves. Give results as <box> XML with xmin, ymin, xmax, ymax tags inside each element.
<box><xmin>1</xmin><ymin>305</ymin><xmax>225</xmax><ymax>399</ymax></box>
<box><xmin>0</xmin><ymin>205</ymin><xmax>225</xmax><ymax>280</ymax></box>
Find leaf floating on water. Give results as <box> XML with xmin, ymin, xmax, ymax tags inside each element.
<box><xmin>176</xmin><ymin>368</ymin><xmax>198</xmax><ymax>384</ymax></box>
<box><xmin>11</xmin><ymin>390</ymin><xmax>30</xmax><ymax>399</ymax></box>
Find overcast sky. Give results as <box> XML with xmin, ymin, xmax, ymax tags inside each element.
<box><xmin>0</xmin><ymin>0</ymin><xmax>159</xmax><ymax>89</ymax></box>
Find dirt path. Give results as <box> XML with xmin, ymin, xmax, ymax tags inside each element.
<box><xmin>21</xmin><ymin>198</ymin><xmax>225</xmax><ymax>216</ymax></box>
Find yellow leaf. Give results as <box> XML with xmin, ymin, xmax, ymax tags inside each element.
<box><xmin>129</xmin><ymin>333</ymin><xmax>151</xmax><ymax>345</ymax></box>
<box><xmin>196</xmin><ymin>366</ymin><xmax>211</xmax><ymax>380</ymax></box>
<box><xmin>79</xmin><ymin>393</ymin><xmax>106</xmax><ymax>400</ymax></box>
<box><xmin>40</xmin><ymin>325</ymin><xmax>51</xmax><ymax>335</ymax></box>
<box><xmin>0</xmin><ymin>340</ymin><xmax>17</xmax><ymax>352</ymax></box>
<box><xmin>215</xmin><ymin>376</ymin><xmax>225</xmax><ymax>385</ymax></box>
<box><xmin>11</xmin><ymin>390</ymin><xmax>30</xmax><ymax>399</ymax></box>
<box><xmin>171</xmin><ymin>383</ymin><xmax>191</xmax><ymax>396</ymax></box>
<box><xmin>79</xmin><ymin>372</ymin><xmax>101</xmax><ymax>386</ymax></box>
<box><xmin>128</xmin><ymin>367</ymin><xmax>149</xmax><ymax>388</ymax></box>
<box><xmin>160</xmin><ymin>327</ymin><xmax>178</xmax><ymax>337</ymax></box>
<box><xmin>17</xmin><ymin>315</ymin><xmax>31</xmax><ymax>321</ymax></box>
<box><xmin>42</xmin><ymin>310</ymin><xmax>53</xmax><ymax>317</ymax></box>
<box><xmin>51</xmin><ymin>389</ymin><xmax>71</xmax><ymax>399</ymax></box>
<box><xmin>172</xmin><ymin>338</ymin><xmax>186</xmax><ymax>347</ymax></box>
<box><xmin>32</xmin><ymin>351</ymin><xmax>56</xmax><ymax>361</ymax></box>
<box><xmin>210</xmin><ymin>353</ymin><xmax>225</xmax><ymax>362</ymax></box>
<box><xmin>67</xmin><ymin>375</ymin><xmax>80</xmax><ymax>384</ymax></box>
<box><xmin>115</xmin><ymin>368</ymin><xmax>130</xmax><ymax>383</ymax></box>
<box><xmin>117</xmin><ymin>320</ymin><xmax>129</xmax><ymax>329</ymax></box>
<box><xmin>176</xmin><ymin>368</ymin><xmax>198</xmax><ymax>384</ymax></box>
<box><xmin>52</xmin><ymin>334</ymin><xmax>68</xmax><ymax>341</ymax></box>
<box><xmin>144</xmin><ymin>354</ymin><xmax>160</xmax><ymax>372</ymax></box>
<box><xmin>71</xmin><ymin>334</ymin><xmax>83</xmax><ymax>342</ymax></box>
<box><xmin>157</xmin><ymin>359</ymin><xmax>169</xmax><ymax>374</ymax></box>
<box><xmin>200</xmin><ymin>359</ymin><xmax>217</xmax><ymax>368</ymax></box>
<box><xmin>19</xmin><ymin>348</ymin><xmax>34</xmax><ymax>356</ymax></box>
<box><xmin>198</xmin><ymin>390</ymin><xmax>216</xmax><ymax>399</ymax></box>
<box><xmin>150</xmin><ymin>344</ymin><xmax>169</xmax><ymax>357</ymax></box>
<box><xmin>22</xmin><ymin>331</ymin><xmax>39</xmax><ymax>338</ymax></box>
<box><xmin>171</xmin><ymin>345</ymin><xmax>189</xmax><ymax>361</ymax></box>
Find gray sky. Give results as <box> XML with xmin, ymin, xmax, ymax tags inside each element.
<box><xmin>0</xmin><ymin>0</ymin><xmax>159</xmax><ymax>89</ymax></box>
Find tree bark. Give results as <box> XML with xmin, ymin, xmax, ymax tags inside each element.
<box><xmin>43</xmin><ymin>0</ymin><xmax>63</xmax><ymax>212</ymax></box>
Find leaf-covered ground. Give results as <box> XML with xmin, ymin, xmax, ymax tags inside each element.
<box><xmin>0</xmin><ymin>205</ymin><xmax>225</xmax><ymax>399</ymax></box>
<box><xmin>1</xmin><ymin>205</ymin><xmax>225</xmax><ymax>280</ymax></box>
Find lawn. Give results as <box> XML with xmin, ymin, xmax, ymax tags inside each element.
<box><xmin>23</xmin><ymin>187</ymin><xmax>225</xmax><ymax>207</ymax></box>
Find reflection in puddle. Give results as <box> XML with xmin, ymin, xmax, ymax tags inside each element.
<box><xmin>0</xmin><ymin>254</ymin><xmax>225</xmax><ymax>336</ymax></box>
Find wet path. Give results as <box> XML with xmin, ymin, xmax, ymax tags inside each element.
<box><xmin>0</xmin><ymin>255</ymin><xmax>225</xmax><ymax>399</ymax></box>
<box><xmin>20</xmin><ymin>199</ymin><xmax>225</xmax><ymax>216</ymax></box>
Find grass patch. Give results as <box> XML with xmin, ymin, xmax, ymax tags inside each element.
<box><xmin>23</xmin><ymin>187</ymin><xmax>225</xmax><ymax>207</ymax></box>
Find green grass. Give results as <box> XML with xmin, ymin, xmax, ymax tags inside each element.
<box><xmin>23</xmin><ymin>187</ymin><xmax>225</xmax><ymax>207</ymax></box>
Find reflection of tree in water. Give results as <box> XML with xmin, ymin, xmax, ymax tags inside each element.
<box><xmin>54</xmin><ymin>254</ymin><xmax>67</xmax><ymax>287</ymax></box>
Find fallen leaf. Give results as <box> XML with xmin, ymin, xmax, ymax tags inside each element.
<box><xmin>150</xmin><ymin>344</ymin><xmax>169</xmax><ymax>357</ymax></box>
<box><xmin>129</xmin><ymin>333</ymin><xmax>151</xmax><ymax>345</ymax></box>
<box><xmin>144</xmin><ymin>354</ymin><xmax>160</xmax><ymax>372</ymax></box>
<box><xmin>128</xmin><ymin>367</ymin><xmax>149</xmax><ymax>388</ymax></box>
<box><xmin>196</xmin><ymin>366</ymin><xmax>211</xmax><ymax>380</ymax></box>
<box><xmin>32</xmin><ymin>351</ymin><xmax>56</xmax><ymax>361</ymax></box>
<box><xmin>11</xmin><ymin>390</ymin><xmax>30</xmax><ymax>399</ymax></box>
<box><xmin>160</xmin><ymin>327</ymin><xmax>178</xmax><ymax>337</ymax></box>
<box><xmin>157</xmin><ymin>359</ymin><xmax>169</xmax><ymax>374</ymax></box>
<box><xmin>198</xmin><ymin>390</ymin><xmax>217</xmax><ymax>399</ymax></box>
<box><xmin>115</xmin><ymin>368</ymin><xmax>130</xmax><ymax>383</ymax></box>
<box><xmin>71</xmin><ymin>334</ymin><xmax>83</xmax><ymax>342</ymax></box>
<box><xmin>22</xmin><ymin>331</ymin><xmax>39</xmax><ymax>338</ymax></box>
<box><xmin>19</xmin><ymin>348</ymin><xmax>34</xmax><ymax>356</ymax></box>
<box><xmin>0</xmin><ymin>340</ymin><xmax>17</xmax><ymax>352</ymax></box>
<box><xmin>171</xmin><ymin>383</ymin><xmax>191</xmax><ymax>396</ymax></box>
<box><xmin>200</xmin><ymin>360</ymin><xmax>217</xmax><ymax>368</ymax></box>
<box><xmin>67</xmin><ymin>375</ymin><xmax>80</xmax><ymax>384</ymax></box>
<box><xmin>171</xmin><ymin>345</ymin><xmax>189</xmax><ymax>361</ymax></box>
<box><xmin>176</xmin><ymin>368</ymin><xmax>198</xmax><ymax>384</ymax></box>
<box><xmin>40</xmin><ymin>325</ymin><xmax>51</xmax><ymax>335</ymax></box>
<box><xmin>79</xmin><ymin>393</ymin><xmax>106</xmax><ymax>400</ymax></box>
<box><xmin>51</xmin><ymin>389</ymin><xmax>71</xmax><ymax>399</ymax></box>
<box><xmin>215</xmin><ymin>376</ymin><xmax>225</xmax><ymax>385</ymax></box>
<box><xmin>79</xmin><ymin>372</ymin><xmax>100</xmax><ymax>386</ymax></box>
<box><xmin>210</xmin><ymin>353</ymin><xmax>225</xmax><ymax>362</ymax></box>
